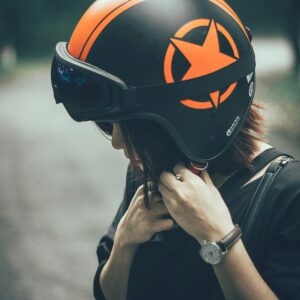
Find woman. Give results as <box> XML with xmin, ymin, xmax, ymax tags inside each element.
<box><xmin>51</xmin><ymin>0</ymin><xmax>300</xmax><ymax>299</ymax></box>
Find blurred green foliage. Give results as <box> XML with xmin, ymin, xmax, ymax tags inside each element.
<box><xmin>228</xmin><ymin>0</ymin><xmax>292</xmax><ymax>33</ymax></box>
<box><xmin>0</xmin><ymin>0</ymin><xmax>294</xmax><ymax>58</ymax></box>
<box><xmin>0</xmin><ymin>0</ymin><xmax>94</xmax><ymax>57</ymax></box>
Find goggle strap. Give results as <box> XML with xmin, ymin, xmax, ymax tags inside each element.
<box><xmin>128</xmin><ymin>47</ymin><xmax>255</xmax><ymax>107</ymax></box>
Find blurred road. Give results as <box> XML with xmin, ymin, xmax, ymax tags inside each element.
<box><xmin>253</xmin><ymin>37</ymin><xmax>294</xmax><ymax>75</ymax></box>
<box><xmin>0</xmin><ymin>37</ymin><xmax>299</xmax><ymax>300</ymax></box>
<box><xmin>0</xmin><ymin>64</ymin><xmax>129</xmax><ymax>299</ymax></box>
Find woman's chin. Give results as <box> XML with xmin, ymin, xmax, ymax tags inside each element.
<box><xmin>123</xmin><ymin>152</ymin><xmax>143</xmax><ymax>170</ymax></box>
<box><xmin>130</xmin><ymin>159</ymin><xmax>143</xmax><ymax>170</ymax></box>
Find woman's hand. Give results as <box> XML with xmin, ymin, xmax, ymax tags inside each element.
<box><xmin>114</xmin><ymin>185</ymin><xmax>176</xmax><ymax>249</ymax></box>
<box><xmin>158</xmin><ymin>164</ymin><xmax>234</xmax><ymax>244</ymax></box>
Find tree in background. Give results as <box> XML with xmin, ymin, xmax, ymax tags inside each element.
<box><xmin>0</xmin><ymin>0</ymin><xmax>93</xmax><ymax>58</ymax></box>
<box><xmin>0</xmin><ymin>0</ymin><xmax>18</xmax><ymax>71</ymax></box>
<box><xmin>287</xmin><ymin>0</ymin><xmax>300</xmax><ymax>80</ymax></box>
<box><xmin>0</xmin><ymin>0</ymin><xmax>296</xmax><ymax>60</ymax></box>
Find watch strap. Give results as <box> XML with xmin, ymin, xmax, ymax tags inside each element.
<box><xmin>218</xmin><ymin>224</ymin><xmax>242</xmax><ymax>252</ymax></box>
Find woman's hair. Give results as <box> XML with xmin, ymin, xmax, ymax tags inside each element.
<box><xmin>97</xmin><ymin>102</ymin><xmax>265</xmax><ymax>208</ymax></box>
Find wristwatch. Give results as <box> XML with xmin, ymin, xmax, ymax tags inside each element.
<box><xmin>199</xmin><ymin>224</ymin><xmax>242</xmax><ymax>265</ymax></box>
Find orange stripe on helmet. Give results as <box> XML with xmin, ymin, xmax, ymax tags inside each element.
<box><xmin>209</xmin><ymin>0</ymin><xmax>250</xmax><ymax>42</ymax></box>
<box><xmin>79</xmin><ymin>0</ymin><xmax>144</xmax><ymax>61</ymax></box>
<box><xmin>68</xmin><ymin>0</ymin><xmax>139</xmax><ymax>59</ymax></box>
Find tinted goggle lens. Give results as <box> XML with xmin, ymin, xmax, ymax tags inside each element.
<box><xmin>51</xmin><ymin>58</ymin><xmax>108</xmax><ymax>114</ymax></box>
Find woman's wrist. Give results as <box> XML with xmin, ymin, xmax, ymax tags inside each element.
<box><xmin>113</xmin><ymin>236</ymin><xmax>139</xmax><ymax>257</ymax></box>
<box><xmin>100</xmin><ymin>236</ymin><xmax>138</xmax><ymax>300</ymax></box>
<box><xmin>212</xmin><ymin>239</ymin><xmax>279</xmax><ymax>299</ymax></box>
<box><xmin>195</xmin><ymin>221</ymin><xmax>235</xmax><ymax>244</ymax></box>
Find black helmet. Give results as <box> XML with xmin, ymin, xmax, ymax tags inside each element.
<box><xmin>51</xmin><ymin>0</ymin><xmax>256</xmax><ymax>162</ymax></box>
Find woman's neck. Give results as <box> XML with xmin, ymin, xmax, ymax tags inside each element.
<box><xmin>211</xmin><ymin>142</ymin><xmax>272</xmax><ymax>189</ymax></box>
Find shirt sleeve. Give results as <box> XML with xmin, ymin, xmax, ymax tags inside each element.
<box><xmin>261</xmin><ymin>193</ymin><xmax>300</xmax><ymax>299</ymax></box>
<box><xmin>93</xmin><ymin>164</ymin><xmax>142</xmax><ymax>300</ymax></box>
<box><xmin>93</xmin><ymin>235</ymin><xmax>113</xmax><ymax>300</ymax></box>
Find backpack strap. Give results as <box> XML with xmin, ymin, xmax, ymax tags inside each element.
<box><xmin>219</xmin><ymin>148</ymin><xmax>291</xmax><ymax>195</ymax></box>
<box><xmin>241</xmin><ymin>155</ymin><xmax>294</xmax><ymax>243</ymax></box>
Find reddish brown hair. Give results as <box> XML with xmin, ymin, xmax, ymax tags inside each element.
<box><xmin>96</xmin><ymin>102</ymin><xmax>265</xmax><ymax>207</ymax></box>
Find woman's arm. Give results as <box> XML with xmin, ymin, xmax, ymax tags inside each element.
<box><xmin>213</xmin><ymin>239</ymin><xmax>278</xmax><ymax>300</ymax></box>
<box><xmin>158</xmin><ymin>165</ymin><xmax>280</xmax><ymax>299</ymax></box>
<box><xmin>99</xmin><ymin>242</ymin><xmax>138</xmax><ymax>300</ymax></box>
<box><xmin>98</xmin><ymin>184</ymin><xmax>175</xmax><ymax>300</ymax></box>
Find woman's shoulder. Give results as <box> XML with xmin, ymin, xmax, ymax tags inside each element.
<box><xmin>265</xmin><ymin>157</ymin><xmax>300</xmax><ymax>229</ymax></box>
<box><xmin>258</xmin><ymin>158</ymin><xmax>300</xmax><ymax>300</ymax></box>
<box><xmin>272</xmin><ymin>158</ymin><xmax>300</xmax><ymax>196</ymax></box>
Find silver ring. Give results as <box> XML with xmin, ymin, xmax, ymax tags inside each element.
<box><xmin>175</xmin><ymin>174</ymin><xmax>182</xmax><ymax>181</ymax></box>
<box><xmin>190</xmin><ymin>161</ymin><xmax>209</xmax><ymax>171</ymax></box>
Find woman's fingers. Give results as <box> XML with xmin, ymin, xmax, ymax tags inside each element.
<box><xmin>153</xmin><ymin>218</ymin><xmax>175</xmax><ymax>232</ymax></box>
<box><xmin>150</xmin><ymin>194</ymin><xmax>162</xmax><ymax>203</ymax></box>
<box><xmin>160</xmin><ymin>171</ymin><xmax>179</xmax><ymax>191</ymax></box>
<box><xmin>128</xmin><ymin>184</ymin><xmax>144</xmax><ymax>208</ymax></box>
<box><xmin>150</xmin><ymin>202</ymin><xmax>169</xmax><ymax>217</ymax></box>
<box><xmin>158</xmin><ymin>183</ymin><xmax>174</xmax><ymax>200</ymax></box>
<box><xmin>201</xmin><ymin>170</ymin><xmax>214</xmax><ymax>186</ymax></box>
<box><xmin>130</xmin><ymin>186</ymin><xmax>159</xmax><ymax>208</ymax></box>
<box><xmin>173</xmin><ymin>164</ymin><xmax>195</xmax><ymax>182</ymax></box>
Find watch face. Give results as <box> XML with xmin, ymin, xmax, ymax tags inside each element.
<box><xmin>199</xmin><ymin>242</ymin><xmax>223</xmax><ymax>265</ymax></box>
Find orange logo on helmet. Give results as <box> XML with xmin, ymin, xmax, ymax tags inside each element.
<box><xmin>164</xmin><ymin>19</ymin><xmax>239</xmax><ymax>110</ymax></box>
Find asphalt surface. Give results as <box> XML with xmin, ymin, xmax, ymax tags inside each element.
<box><xmin>0</xmin><ymin>37</ymin><xmax>299</xmax><ymax>300</ymax></box>
<box><xmin>0</xmin><ymin>65</ymin><xmax>129</xmax><ymax>299</ymax></box>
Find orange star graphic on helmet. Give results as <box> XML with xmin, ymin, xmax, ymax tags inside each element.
<box><xmin>170</xmin><ymin>20</ymin><xmax>237</xmax><ymax>108</ymax></box>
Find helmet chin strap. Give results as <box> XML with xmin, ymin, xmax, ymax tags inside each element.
<box><xmin>189</xmin><ymin>161</ymin><xmax>209</xmax><ymax>176</ymax></box>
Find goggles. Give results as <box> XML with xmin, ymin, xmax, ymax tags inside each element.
<box><xmin>51</xmin><ymin>42</ymin><xmax>256</xmax><ymax>122</ymax></box>
<box><xmin>95</xmin><ymin>121</ymin><xmax>113</xmax><ymax>136</ymax></box>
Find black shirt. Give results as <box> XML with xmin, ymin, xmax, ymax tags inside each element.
<box><xmin>93</xmin><ymin>148</ymin><xmax>300</xmax><ymax>300</ymax></box>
